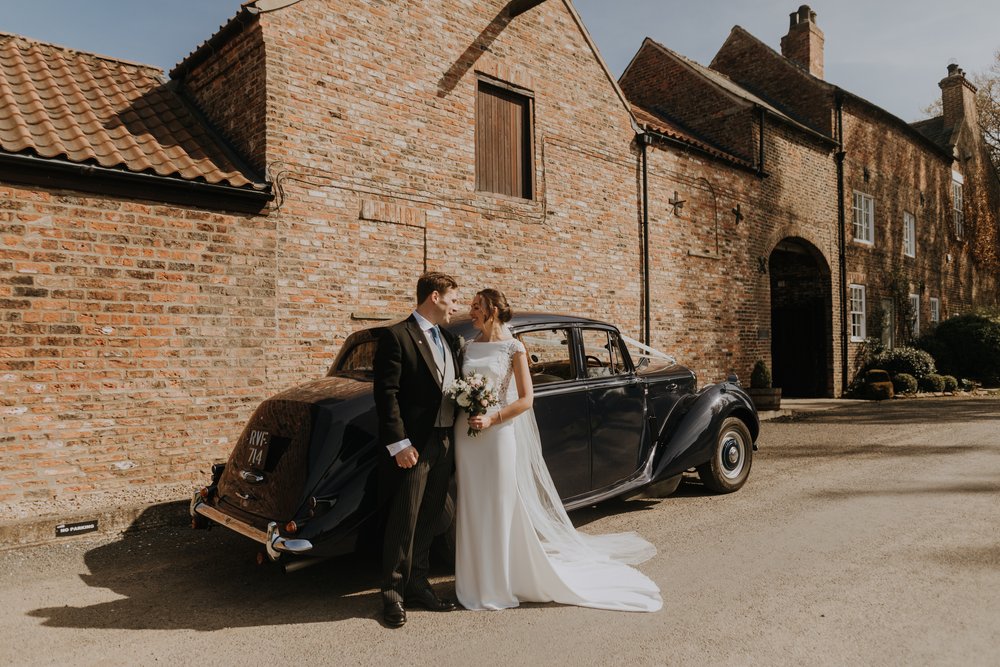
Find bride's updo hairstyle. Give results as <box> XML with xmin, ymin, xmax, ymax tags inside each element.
<box><xmin>477</xmin><ymin>288</ymin><xmax>512</xmax><ymax>324</ymax></box>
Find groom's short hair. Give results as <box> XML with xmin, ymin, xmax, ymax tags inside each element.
<box><xmin>416</xmin><ymin>272</ymin><xmax>458</xmax><ymax>304</ymax></box>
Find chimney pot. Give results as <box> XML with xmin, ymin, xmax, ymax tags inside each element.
<box><xmin>781</xmin><ymin>5</ymin><xmax>824</xmax><ymax>78</ymax></box>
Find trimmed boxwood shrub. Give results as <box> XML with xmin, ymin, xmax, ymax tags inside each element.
<box><xmin>750</xmin><ymin>360</ymin><xmax>771</xmax><ymax>389</ymax></box>
<box><xmin>874</xmin><ymin>347</ymin><xmax>936</xmax><ymax>380</ymax></box>
<box><xmin>942</xmin><ymin>375</ymin><xmax>959</xmax><ymax>392</ymax></box>
<box><xmin>892</xmin><ymin>373</ymin><xmax>918</xmax><ymax>394</ymax></box>
<box><xmin>919</xmin><ymin>373</ymin><xmax>945</xmax><ymax>393</ymax></box>
<box><xmin>919</xmin><ymin>313</ymin><xmax>1000</xmax><ymax>385</ymax></box>
<box><xmin>943</xmin><ymin>315</ymin><xmax>998</xmax><ymax>380</ymax></box>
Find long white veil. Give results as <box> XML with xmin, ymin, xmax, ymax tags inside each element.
<box><xmin>510</xmin><ymin>409</ymin><xmax>657</xmax><ymax>565</ymax></box>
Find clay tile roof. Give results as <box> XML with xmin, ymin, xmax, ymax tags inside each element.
<box><xmin>630</xmin><ymin>103</ymin><xmax>755</xmax><ymax>169</ymax></box>
<box><xmin>0</xmin><ymin>32</ymin><xmax>260</xmax><ymax>189</ymax></box>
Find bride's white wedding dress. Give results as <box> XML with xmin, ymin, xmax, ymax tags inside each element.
<box><xmin>454</xmin><ymin>339</ymin><xmax>662</xmax><ymax>612</ymax></box>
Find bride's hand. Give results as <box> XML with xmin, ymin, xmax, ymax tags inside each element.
<box><xmin>467</xmin><ymin>413</ymin><xmax>494</xmax><ymax>431</ymax></box>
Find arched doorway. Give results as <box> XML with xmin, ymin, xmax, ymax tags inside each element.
<box><xmin>769</xmin><ymin>238</ymin><xmax>833</xmax><ymax>397</ymax></box>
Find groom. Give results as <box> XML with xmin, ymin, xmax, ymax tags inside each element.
<box><xmin>373</xmin><ymin>271</ymin><xmax>461</xmax><ymax>628</ymax></box>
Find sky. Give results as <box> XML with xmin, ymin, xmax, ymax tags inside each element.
<box><xmin>1</xmin><ymin>0</ymin><xmax>998</xmax><ymax>123</ymax></box>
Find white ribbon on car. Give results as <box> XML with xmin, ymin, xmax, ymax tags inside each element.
<box><xmin>620</xmin><ymin>335</ymin><xmax>675</xmax><ymax>365</ymax></box>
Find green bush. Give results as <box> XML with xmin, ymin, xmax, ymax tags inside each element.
<box><xmin>872</xmin><ymin>347</ymin><xmax>936</xmax><ymax>380</ymax></box>
<box><xmin>920</xmin><ymin>313</ymin><xmax>1000</xmax><ymax>385</ymax></box>
<box><xmin>750</xmin><ymin>360</ymin><xmax>771</xmax><ymax>389</ymax></box>
<box><xmin>942</xmin><ymin>375</ymin><xmax>959</xmax><ymax>392</ymax></box>
<box><xmin>919</xmin><ymin>373</ymin><xmax>945</xmax><ymax>393</ymax></box>
<box><xmin>892</xmin><ymin>373</ymin><xmax>918</xmax><ymax>394</ymax></box>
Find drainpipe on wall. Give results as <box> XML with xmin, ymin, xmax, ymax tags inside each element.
<box><xmin>835</xmin><ymin>91</ymin><xmax>849</xmax><ymax>395</ymax></box>
<box><xmin>757</xmin><ymin>106</ymin><xmax>766</xmax><ymax>177</ymax></box>
<box><xmin>640</xmin><ymin>132</ymin><xmax>652</xmax><ymax>346</ymax></box>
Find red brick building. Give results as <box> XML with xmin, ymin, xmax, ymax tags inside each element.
<box><xmin>1</xmin><ymin>1</ymin><xmax>998</xmax><ymax>514</ymax></box>
<box><xmin>622</xmin><ymin>5</ymin><xmax>1000</xmax><ymax>398</ymax></box>
<box><xmin>1</xmin><ymin>0</ymin><xmax>648</xmax><ymax>512</ymax></box>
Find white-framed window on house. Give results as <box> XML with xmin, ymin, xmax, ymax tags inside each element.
<box><xmin>903</xmin><ymin>211</ymin><xmax>916</xmax><ymax>257</ymax></box>
<box><xmin>952</xmin><ymin>171</ymin><xmax>964</xmax><ymax>240</ymax></box>
<box><xmin>852</xmin><ymin>191</ymin><xmax>874</xmax><ymax>244</ymax></box>
<box><xmin>929</xmin><ymin>297</ymin><xmax>940</xmax><ymax>326</ymax></box>
<box><xmin>909</xmin><ymin>293</ymin><xmax>920</xmax><ymax>337</ymax></box>
<box><xmin>849</xmin><ymin>284</ymin><xmax>867</xmax><ymax>342</ymax></box>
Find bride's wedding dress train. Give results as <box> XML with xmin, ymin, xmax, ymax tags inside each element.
<box><xmin>454</xmin><ymin>339</ymin><xmax>662</xmax><ymax>612</ymax></box>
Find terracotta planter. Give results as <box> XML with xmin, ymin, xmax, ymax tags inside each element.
<box><xmin>748</xmin><ymin>387</ymin><xmax>782</xmax><ymax>411</ymax></box>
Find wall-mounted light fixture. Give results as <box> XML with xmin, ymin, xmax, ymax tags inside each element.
<box><xmin>732</xmin><ymin>203</ymin><xmax>744</xmax><ymax>224</ymax></box>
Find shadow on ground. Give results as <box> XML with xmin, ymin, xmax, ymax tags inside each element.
<box><xmin>781</xmin><ymin>397</ymin><xmax>1000</xmax><ymax>426</ymax></box>
<box><xmin>28</xmin><ymin>493</ymin><xmax>676</xmax><ymax>631</ymax></box>
<box><xmin>27</xmin><ymin>507</ymin><xmax>390</xmax><ymax>631</ymax></box>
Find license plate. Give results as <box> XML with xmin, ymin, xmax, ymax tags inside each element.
<box><xmin>245</xmin><ymin>430</ymin><xmax>270</xmax><ymax>469</ymax></box>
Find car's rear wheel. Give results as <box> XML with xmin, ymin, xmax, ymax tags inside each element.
<box><xmin>697</xmin><ymin>417</ymin><xmax>752</xmax><ymax>493</ymax></box>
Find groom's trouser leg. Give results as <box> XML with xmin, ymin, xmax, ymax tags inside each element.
<box><xmin>381</xmin><ymin>431</ymin><xmax>449</xmax><ymax>604</ymax></box>
<box><xmin>409</xmin><ymin>430</ymin><xmax>453</xmax><ymax>591</ymax></box>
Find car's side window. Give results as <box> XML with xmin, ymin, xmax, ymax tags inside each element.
<box><xmin>516</xmin><ymin>328</ymin><xmax>574</xmax><ymax>385</ymax></box>
<box><xmin>337</xmin><ymin>340</ymin><xmax>376</xmax><ymax>374</ymax></box>
<box><xmin>580</xmin><ymin>328</ymin><xmax>629</xmax><ymax>378</ymax></box>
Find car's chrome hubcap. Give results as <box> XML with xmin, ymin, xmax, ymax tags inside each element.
<box><xmin>720</xmin><ymin>432</ymin><xmax>745</xmax><ymax>479</ymax></box>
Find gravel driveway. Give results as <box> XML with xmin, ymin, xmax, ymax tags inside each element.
<box><xmin>1</xmin><ymin>397</ymin><xmax>998</xmax><ymax>666</ymax></box>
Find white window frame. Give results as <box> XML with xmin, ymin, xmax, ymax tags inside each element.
<box><xmin>952</xmin><ymin>172</ymin><xmax>964</xmax><ymax>240</ymax></box>
<box><xmin>909</xmin><ymin>293</ymin><xmax>920</xmax><ymax>337</ymax></box>
<box><xmin>929</xmin><ymin>297</ymin><xmax>940</xmax><ymax>326</ymax></box>
<box><xmin>852</xmin><ymin>191</ymin><xmax>874</xmax><ymax>245</ymax></box>
<box><xmin>849</xmin><ymin>284</ymin><xmax>867</xmax><ymax>342</ymax></box>
<box><xmin>903</xmin><ymin>211</ymin><xmax>916</xmax><ymax>257</ymax></box>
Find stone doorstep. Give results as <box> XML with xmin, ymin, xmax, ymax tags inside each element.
<box><xmin>0</xmin><ymin>499</ymin><xmax>190</xmax><ymax>552</ymax></box>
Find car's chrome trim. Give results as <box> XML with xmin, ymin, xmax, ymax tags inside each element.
<box><xmin>563</xmin><ymin>468</ymin><xmax>651</xmax><ymax>511</ymax></box>
<box><xmin>191</xmin><ymin>498</ymin><xmax>313</xmax><ymax>560</ymax></box>
<box><xmin>192</xmin><ymin>498</ymin><xmax>269</xmax><ymax>544</ymax></box>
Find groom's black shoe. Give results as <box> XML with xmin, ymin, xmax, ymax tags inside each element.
<box><xmin>383</xmin><ymin>601</ymin><xmax>406</xmax><ymax>628</ymax></box>
<box><xmin>405</xmin><ymin>587</ymin><xmax>457</xmax><ymax>612</ymax></box>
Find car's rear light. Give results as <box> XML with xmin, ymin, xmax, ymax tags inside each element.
<box><xmin>199</xmin><ymin>487</ymin><xmax>210</xmax><ymax>499</ymax></box>
<box><xmin>285</xmin><ymin>521</ymin><xmax>298</xmax><ymax>535</ymax></box>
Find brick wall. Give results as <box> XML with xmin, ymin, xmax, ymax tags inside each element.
<box><xmin>621</xmin><ymin>41</ymin><xmax>756</xmax><ymax>162</ymax></box>
<box><xmin>251</xmin><ymin>0</ymin><xmax>644</xmax><ymax>383</ymax></box>
<box><xmin>0</xmin><ymin>185</ymin><xmax>275</xmax><ymax>506</ymax></box>
<box><xmin>0</xmin><ymin>0</ymin><xmax>648</xmax><ymax>508</ymax></box>
<box><xmin>643</xmin><ymin>119</ymin><xmax>841</xmax><ymax>394</ymax></box>
<box><xmin>711</xmin><ymin>27</ymin><xmax>834</xmax><ymax>137</ymax></box>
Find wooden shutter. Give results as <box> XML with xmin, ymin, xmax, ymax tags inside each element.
<box><xmin>476</xmin><ymin>82</ymin><xmax>532</xmax><ymax>198</ymax></box>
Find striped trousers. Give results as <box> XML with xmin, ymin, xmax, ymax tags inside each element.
<box><xmin>381</xmin><ymin>427</ymin><xmax>453</xmax><ymax>604</ymax></box>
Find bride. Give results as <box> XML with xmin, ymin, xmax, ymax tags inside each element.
<box><xmin>454</xmin><ymin>288</ymin><xmax>662</xmax><ymax>612</ymax></box>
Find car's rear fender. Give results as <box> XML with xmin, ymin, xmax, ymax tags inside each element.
<box><xmin>650</xmin><ymin>382</ymin><xmax>759</xmax><ymax>481</ymax></box>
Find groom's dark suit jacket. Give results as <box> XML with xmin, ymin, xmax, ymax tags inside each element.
<box><xmin>373</xmin><ymin>314</ymin><xmax>460</xmax><ymax>456</ymax></box>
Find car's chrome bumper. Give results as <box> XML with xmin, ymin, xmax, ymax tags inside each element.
<box><xmin>190</xmin><ymin>493</ymin><xmax>313</xmax><ymax>561</ymax></box>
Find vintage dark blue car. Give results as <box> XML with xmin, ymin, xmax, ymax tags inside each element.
<box><xmin>191</xmin><ymin>313</ymin><xmax>759</xmax><ymax>568</ymax></box>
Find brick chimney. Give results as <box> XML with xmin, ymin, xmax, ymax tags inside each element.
<box><xmin>780</xmin><ymin>5</ymin><xmax>824</xmax><ymax>78</ymax></box>
<box><xmin>939</xmin><ymin>63</ymin><xmax>978</xmax><ymax>130</ymax></box>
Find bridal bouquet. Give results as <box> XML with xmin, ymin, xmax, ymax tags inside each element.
<box><xmin>446</xmin><ymin>373</ymin><xmax>500</xmax><ymax>437</ymax></box>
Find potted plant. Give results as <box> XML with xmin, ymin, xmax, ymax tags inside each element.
<box><xmin>747</xmin><ymin>360</ymin><xmax>781</xmax><ymax>411</ymax></box>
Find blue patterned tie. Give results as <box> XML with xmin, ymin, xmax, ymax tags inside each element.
<box><xmin>429</xmin><ymin>326</ymin><xmax>446</xmax><ymax>360</ymax></box>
